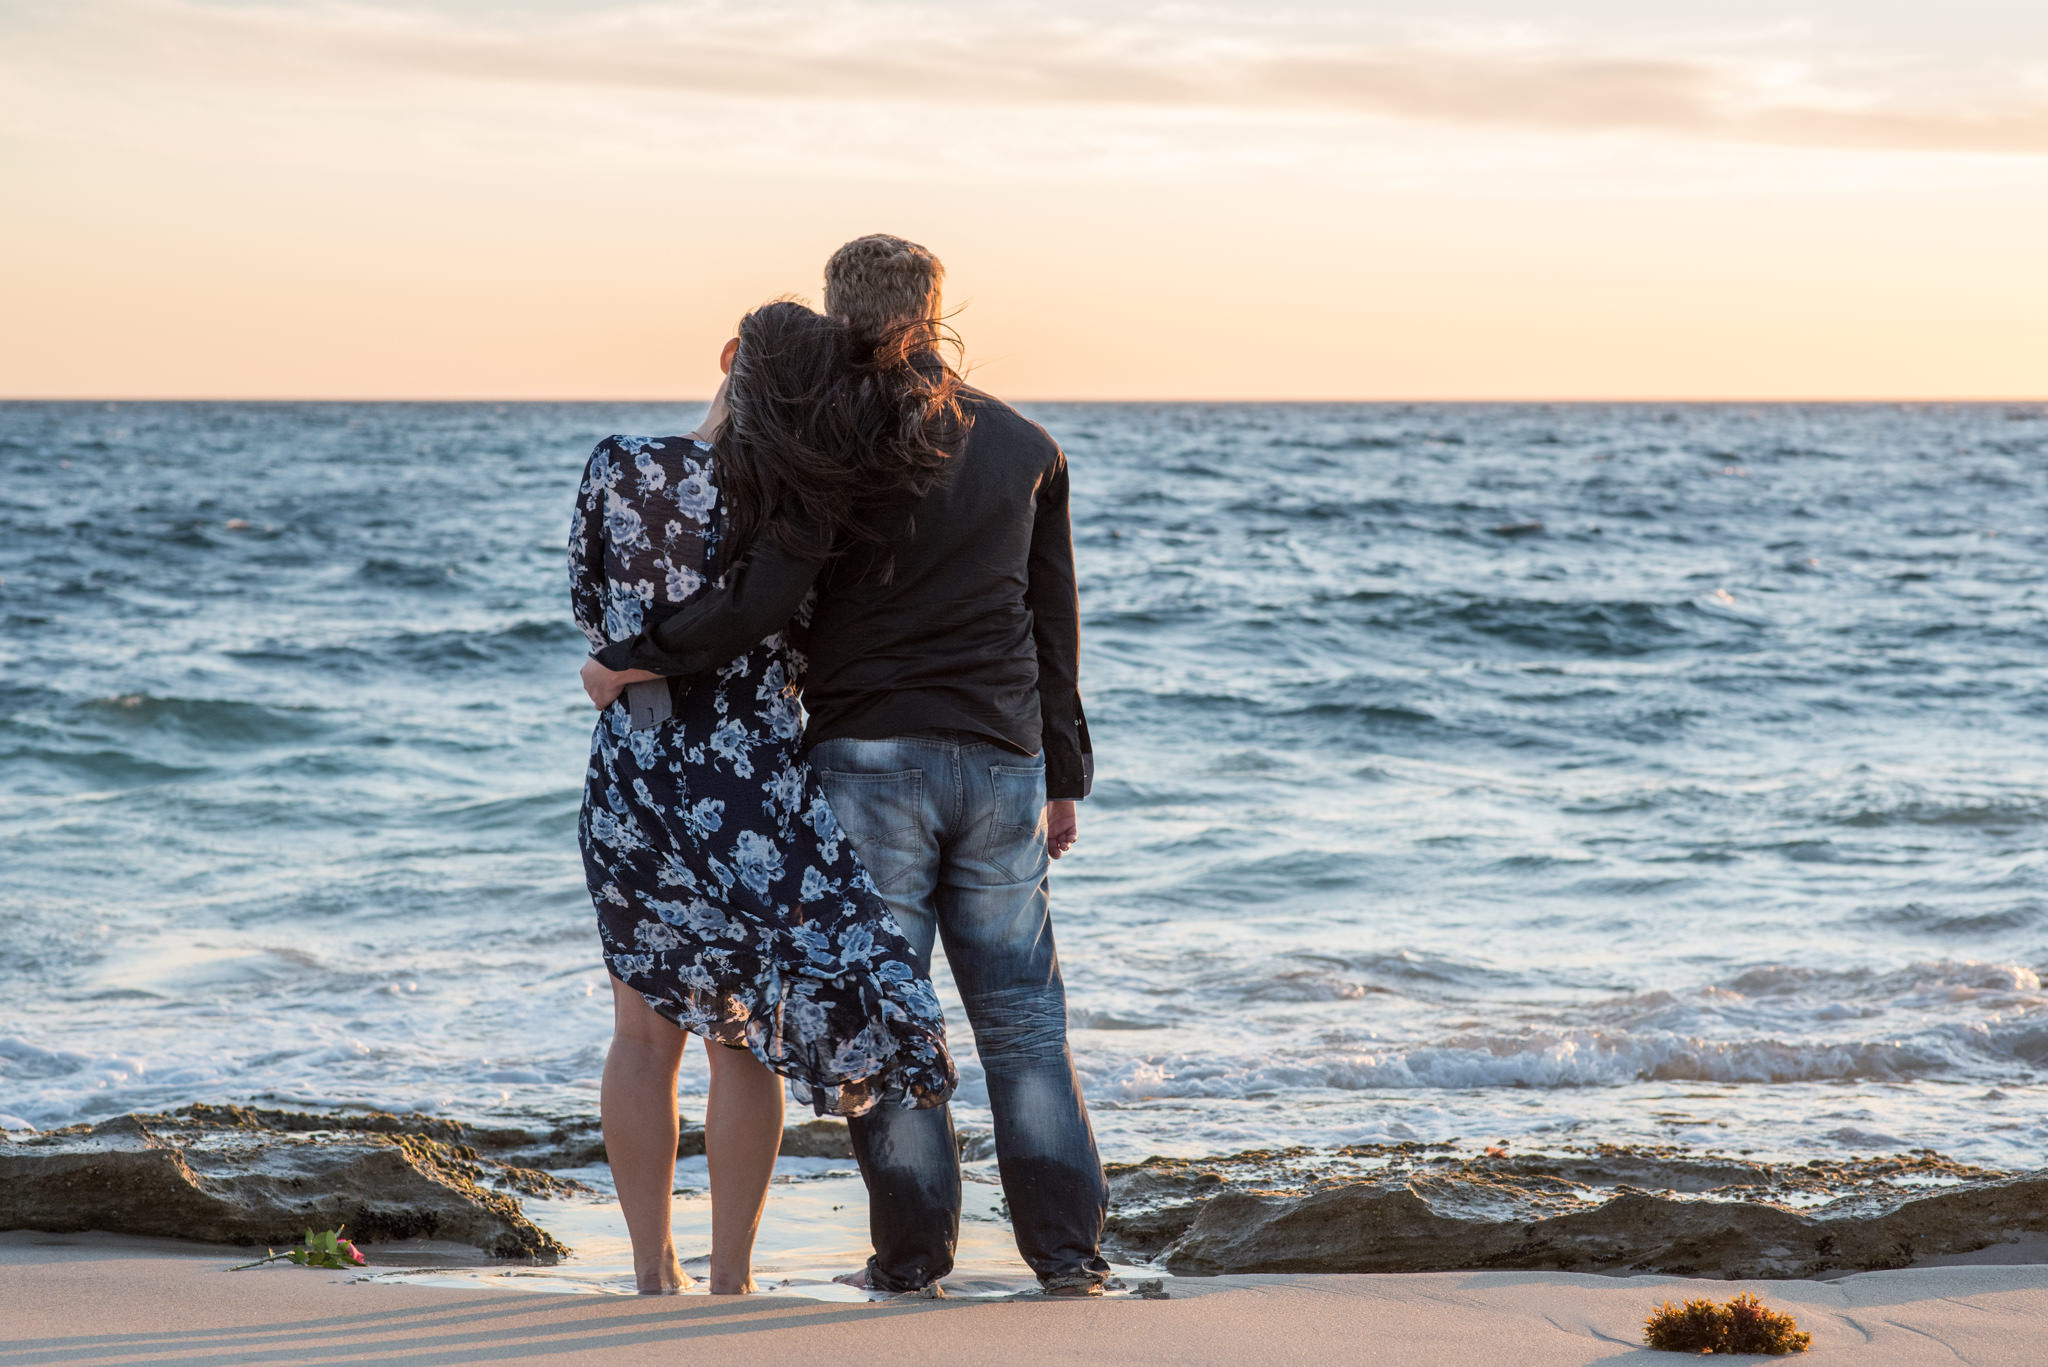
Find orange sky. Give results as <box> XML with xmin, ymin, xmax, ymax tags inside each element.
<box><xmin>2</xmin><ymin>1</ymin><xmax>2045</xmax><ymax>399</ymax></box>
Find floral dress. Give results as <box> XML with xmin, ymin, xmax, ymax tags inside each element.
<box><xmin>569</xmin><ymin>435</ymin><xmax>956</xmax><ymax>1116</ymax></box>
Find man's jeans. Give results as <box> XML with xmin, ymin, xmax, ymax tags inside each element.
<box><xmin>811</xmin><ymin>735</ymin><xmax>1110</xmax><ymax>1292</ymax></box>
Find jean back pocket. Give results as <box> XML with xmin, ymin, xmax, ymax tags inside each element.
<box><xmin>983</xmin><ymin>762</ymin><xmax>1048</xmax><ymax>882</ymax></box>
<box><xmin>814</xmin><ymin>767</ymin><xmax>928</xmax><ymax>892</ymax></box>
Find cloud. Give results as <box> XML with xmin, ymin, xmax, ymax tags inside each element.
<box><xmin>1247</xmin><ymin>51</ymin><xmax>2048</xmax><ymax>154</ymax></box>
<box><xmin>16</xmin><ymin>0</ymin><xmax>2048</xmax><ymax>156</ymax></box>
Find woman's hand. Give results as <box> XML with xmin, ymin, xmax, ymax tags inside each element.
<box><xmin>582</xmin><ymin>658</ymin><xmax>661</xmax><ymax>710</ymax></box>
<box><xmin>1046</xmin><ymin>799</ymin><xmax>1078</xmax><ymax>860</ymax></box>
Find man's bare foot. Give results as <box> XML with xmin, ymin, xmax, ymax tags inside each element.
<box><xmin>634</xmin><ymin>1253</ymin><xmax>693</xmax><ymax>1295</ymax></box>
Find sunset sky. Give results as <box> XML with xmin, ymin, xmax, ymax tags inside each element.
<box><xmin>3</xmin><ymin>0</ymin><xmax>2045</xmax><ymax>399</ymax></box>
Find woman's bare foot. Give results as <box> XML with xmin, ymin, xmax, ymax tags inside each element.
<box><xmin>708</xmin><ymin>1264</ymin><xmax>757</xmax><ymax>1295</ymax></box>
<box><xmin>635</xmin><ymin>1251</ymin><xmax>693</xmax><ymax>1295</ymax></box>
<box><xmin>702</xmin><ymin>1041</ymin><xmax>781</xmax><ymax>1299</ymax></box>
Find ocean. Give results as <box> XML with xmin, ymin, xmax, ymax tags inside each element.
<box><xmin>5</xmin><ymin>398</ymin><xmax>2047</xmax><ymax>1193</ymax></box>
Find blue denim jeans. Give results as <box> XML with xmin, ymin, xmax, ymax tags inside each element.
<box><xmin>811</xmin><ymin>735</ymin><xmax>1110</xmax><ymax>1292</ymax></box>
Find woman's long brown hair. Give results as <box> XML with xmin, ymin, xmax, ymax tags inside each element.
<box><xmin>713</xmin><ymin>300</ymin><xmax>968</xmax><ymax>581</ymax></box>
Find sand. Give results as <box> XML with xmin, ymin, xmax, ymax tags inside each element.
<box><xmin>4</xmin><ymin>1232</ymin><xmax>2045</xmax><ymax>1366</ymax></box>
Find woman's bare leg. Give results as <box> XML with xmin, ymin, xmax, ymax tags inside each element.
<box><xmin>703</xmin><ymin>1042</ymin><xmax>785</xmax><ymax>1294</ymax></box>
<box><xmin>601</xmin><ymin>977</ymin><xmax>692</xmax><ymax>1294</ymax></box>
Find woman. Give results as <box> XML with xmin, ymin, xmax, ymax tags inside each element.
<box><xmin>568</xmin><ymin>301</ymin><xmax>961</xmax><ymax>1295</ymax></box>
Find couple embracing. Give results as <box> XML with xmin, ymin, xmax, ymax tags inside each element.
<box><xmin>569</xmin><ymin>235</ymin><xmax>1109</xmax><ymax>1297</ymax></box>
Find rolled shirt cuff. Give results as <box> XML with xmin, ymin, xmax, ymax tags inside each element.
<box><xmin>1044</xmin><ymin>708</ymin><xmax>1094</xmax><ymax>801</ymax></box>
<box><xmin>594</xmin><ymin>639</ymin><xmax>640</xmax><ymax>672</ymax></box>
<box><xmin>1046</xmin><ymin>751</ymin><xmax>1093</xmax><ymax>802</ymax></box>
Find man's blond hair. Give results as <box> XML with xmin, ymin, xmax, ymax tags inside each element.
<box><xmin>824</xmin><ymin>234</ymin><xmax>945</xmax><ymax>338</ymax></box>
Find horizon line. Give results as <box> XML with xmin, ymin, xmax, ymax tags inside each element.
<box><xmin>3</xmin><ymin>395</ymin><xmax>2045</xmax><ymax>406</ymax></box>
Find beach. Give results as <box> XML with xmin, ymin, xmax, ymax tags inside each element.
<box><xmin>7</xmin><ymin>1233</ymin><xmax>2048</xmax><ymax>1366</ymax></box>
<box><xmin>8</xmin><ymin>0</ymin><xmax>2047</xmax><ymax>1351</ymax></box>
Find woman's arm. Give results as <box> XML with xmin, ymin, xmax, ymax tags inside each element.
<box><xmin>568</xmin><ymin>442</ymin><xmax>614</xmax><ymax>652</ymax></box>
<box><xmin>571</xmin><ymin>439</ymin><xmax>671</xmax><ymax>708</ymax></box>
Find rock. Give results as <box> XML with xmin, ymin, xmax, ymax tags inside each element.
<box><xmin>471</xmin><ymin>1110</ymin><xmax>857</xmax><ymax>1165</ymax></box>
<box><xmin>0</xmin><ymin>1103</ymin><xmax>879</xmax><ymax>1260</ymax></box>
<box><xmin>780</xmin><ymin>1120</ymin><xmax>855</xmax><ymax>1159</ymax></box>
<box><xmin>153</xmin><ymin>1103</ymin><xmax>602</xmax><ymax>1172</ymax></box>
<box><xmin>1105</xmin><ymin>1144</ymin><xmax>2046</xmax><ymax>1279</ymax></box>
<box><xmin>0</xmin><ymin>1110</ymin><xmax>565</xmax><ymax>1260</ymax></box>
<box><xmin>139</xmin><ymin>1103</ymin><xmax>860</xmax><ymax>1167</ymax></box>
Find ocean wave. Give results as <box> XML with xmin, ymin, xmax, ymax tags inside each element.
<box><xmin>69</xmin><ymin>694</ymin><xmax>333</xmax><ymax>747</ymax></box>
<box><xmin>1274</xmin><ymin>433</ymin><xmax>1409</xmax><ymax>452</ymax></box>
<box><xmin>435</xmin><ymin>789</ymin><xmax>581</xmax><ymax>834</ymax></box>
<box><xmin>374</xmin><ymin>620</ymin><xmax>586</xmax><ymax>667</ymax></box>
<box><xmin>213</xmin><ymin>620</ymin><xmax>586</xmax><ymax>680</ymax></box>
<box><xmin>356</xmin><ymin>556</ymin><xmax>467</xmax><ymax>590</ymax></box>
<box><xmin>0</xmin><ymin>1034</ymin><xmax>122</xmax><ymax>1082</ymax></box>
<box><xmin>1563</xmin><ymin>961</ymin><xmax>2048</xmax><ymax>1055</ymax></box>
<box><xmin>1090</xmin><ymin>1029</ymin><xmax>1948</xmax><ymax>1099</ymax></box>
<box><xmin>1440</xmin><ymin>597</ymin><xmax>1738</xmax><ymax>655</ymax></box>
<box><xmin>1238</xmin><ymin>970</ymin><xmax>1379</xmax><ymax>1003</ymax></box>
<box><xmin>1108</xmin><ymin>956</ymin><xmax>2048</xmax><ymax>1098</ymax></box>
<box><xmin>1833</xmin><ymin>795</ymin><xmax>2048</xmax><ymax>830</ymax></box>
<box><xmin>1581</xmin><ymin>960</ymin><xmax>2047</xmax><ymax>1031</ymax></box>
<box><xmin>1285</xmin><ymin>590</ymin><xmax>1756</xmax><ymax>657</ymax></box>
<box><xmin>1715</xmin><ymin>959</ymin><xmax>2042</xmax><ymax>1000</ymax></box>
<box><xmin>1068</xmin><ymin>1008</ymin><xmax>1169</xmax><ymax>1031</ymax></box>
<box><xmin>1271</xmin><ymin>696</ymin><xmax>1438</xmax><ymax>727</ymax></box>
<box><xmin>1199</xmin><ymin>949</ymin><xmax>1536</xmax><ymax>1004</ymax></box>
<box><xmin>1855</xmin><ymin>902</ymin><xmax>2042</xmax><ymax>935</ymax></box>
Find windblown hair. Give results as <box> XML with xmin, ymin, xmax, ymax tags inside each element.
<box><xmin>824</xmin><ymin>234</ymin><xmax>945</xmax><ymax>343</ymax></box>
<box><xmin>714</xmin><ymin>299</ymin><xmax>968</xmax><ymax>580</ymax></box>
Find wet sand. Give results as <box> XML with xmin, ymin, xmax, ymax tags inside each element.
<box><xmin>5</xmin><ymin>1232</ymin><xmax>2045</xmax><ymax>1366</ymax></box>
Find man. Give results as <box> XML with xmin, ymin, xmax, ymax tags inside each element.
<box><xmin>580</xmin><ymin>234</ymin><xmax>1110</xmax><ymax>1296</ymax></box>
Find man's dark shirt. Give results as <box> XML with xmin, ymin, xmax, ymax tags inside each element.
<box><xmin>594</xmin><ymin>386</ymin><xmax>1092</xmax><ymax>800</ymax></box>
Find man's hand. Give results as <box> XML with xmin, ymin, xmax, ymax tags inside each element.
<box><xmin>1046</xmin><ymin>799</ymin><xmax>1078</xmax><ymax>860</ymax></box>
<box><xmin>581</xmin><ymin>657</ymin><xmax>661</xmax><ymax>710</ymax></box>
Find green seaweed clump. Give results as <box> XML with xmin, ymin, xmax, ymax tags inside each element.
<box><xmin>1644</xmin><ymin>1293</ymin><xmax>1812</xmax><ymax>1355</ymax></box>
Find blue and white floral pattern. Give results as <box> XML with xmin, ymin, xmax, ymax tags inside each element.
<box><xmin>570</xmin><ymin>435</ymin><xmax>956</xmax><ymax>1116</ymax></box>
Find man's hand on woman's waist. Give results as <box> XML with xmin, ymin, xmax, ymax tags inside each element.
<box><xmin>582</xmin><ymin>657</ymin><xmax>661</xmax><ymax>710</ymax></box>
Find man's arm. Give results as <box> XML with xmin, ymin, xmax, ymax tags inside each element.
<box><xmin>1027</xmin><ymin>444</ymin><xmax>1092</xmax><ymax>802</ymax></box>
<box><xmin>592</xmin><ymin>539</ymin><xmax>825</xmax><ymax>678</ymax></box>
